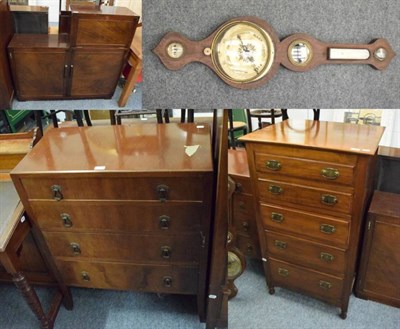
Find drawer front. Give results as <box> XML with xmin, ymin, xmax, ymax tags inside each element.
<box><xmin>44</xmin><ymin>232</ymin><xmax>201</xmax><ymax>264</ymax></box>
<box><xmin>30</xmin><ymin>201</ymin><xmax>203</xmax><ymax>233</ymax></box>
<box><xmin>233</xmin><ymin>194</ymin><xmax>256</xmax><ymax>218</ymax></box>
<box><xmin>266</xmin><ymin>231</ymin><xmax>346</xmax><ymax>275</ymax></box>
<box><xmin>232</xmin><ymin>208</ymin><xmax>258</xmax><ymax>237</ymax></box>
<box><xmin>20</xmin><ymin>176</ymin><xmax>207</xmax><ymax>201</ymax></box>
<box><xmin>56</xmin><ymin>259</ymin><xmax>198</xmax><ymax>294</ymax></box>
<box><xmin>269</xmin><ymin>258</ymin><xmax>344</xmax><ymax>301</ymax></box>
<box><xmin>258</xmin><ymin>179</ymin><xmax>353</xmax><ymax>215</ymax></box>
<box><xmin>231</xmin><ymin>176</ymin><xmax>253</xmax><ymax>195</ymax></box>
<box><xmin>260</xmin><ymin>204</ymin><xmax>350</xmax><ymax>248</ymax></box>
<box><xmin>255</xmin><ymin>153</ymin><xmax>355</xmax><ymax>186</ymax></box>
<box><xmin>236</xmin><ymin>233</ymin><xmax>260</xmax><ymax>259</ymax></box>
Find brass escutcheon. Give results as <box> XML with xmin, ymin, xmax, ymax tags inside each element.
<box><xmin>161</xmin><ymin>246</ymin><xmax>172</xmax><ymax>259</ymax></box>
<box><xmin>159</xmin><ymin>215</ymin><xmax>171</xmax><ymax>230</ymax></box>
<box><xmin>271</xmin><ymin>212</ymin><xmax>284</xmax><ymax>223</ymax></box>
<box><xmin>321</xmin><ymin>168</ymin><xmax>340</xmax><ymax>180</ymax></box>
<box><xmin>60</xmin><ymin>213</ymin><xmax>72</xmax><ymax>228</ymax></box>
<box><xmin>163</xmin><ymin>276</ymin><xmax>173</xmax><ymax>287</ymax></box>
<box><xmin>265</xmin><ymin>160</ymin><xmax>282</xmax><ymax>171</ymax></box>
<box><xmin>321</xmin><ymin>194</ymin><xmax>337</xmax><ymax>206</ymax></box>
<box><xmin>320</xmin><ymin>224</ymin><xmax>336</xmax><ymax>234</ymax></box>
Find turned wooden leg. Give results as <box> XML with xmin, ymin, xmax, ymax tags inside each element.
<box><xmin>268</xmin><ymin>287</ymin><xmax>275</xmax><ymax>295</ymax></box>
<box><xmin>12</xmin><ymin>271</ymin><xmax>52</xmax><ymax>329</ymax></box>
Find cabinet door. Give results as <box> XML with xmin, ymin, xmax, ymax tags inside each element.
<box><xmin>69</xmin><ymin>48</ymin><xmax>127</xmax><ymax>98</ymax></box>
<box><xmin>10</xmin><ymin>49</ymin><xmax>67</xmax><ymax>100</ymax></box>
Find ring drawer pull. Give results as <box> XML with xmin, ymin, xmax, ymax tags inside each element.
<box><xmin>51</xmin><ymin>185</ymin><xmax>63</xmax><ymax>201</ymax></box>
<box><xmin>242</xmin><ymin>221</ymin><xmax>249</xmax><ymax>232</ymax></box>
<box><xmin>239</xmin><ymin>201</ymin><xmax>246</xmax><ymax>210</ymax></box>
<box><xmin>321</xmin><ymin>194</ymin><xmax>337</xmax><ymax>206</ymax></box>
<box><xmin>268</xmin><ymin>185</ymin><xmax>283</xmax><ymax>195</ymax></box>
<box><xmin>159</xmin><ymin>215</ymin><xmax>171</xmax><ymax>230</ymax></box>
<box><xmin>81</xmin><ymin>271</ymin><xmax>90</xmax><ymax>281</ymax></box>
<box><xmin>156</xmin><ymin>184</ymin><xmax>169</xmax><ymax>202</ymax></box>
<box><xmin>320</xmin><ymin>224</ymin><xmax>336</xmax><ymax>234</ymax></box>
<box><xmin>320</xmin><ymin>252</ymin><xmax>335</xmax><ymax>263</ymax></box>
<box><xmin>274</xmin><ymin>240</ymin><xmax>287</xmax><ymax>249</ymax></box>
<box><xmin>163</xmin><ymin>276</ymin><xmax>173</xmax><ymax>288</ymax></box>
<box><xmin>161</xmin><ymin>246</ymin><xmax>172</xmax><ymax>259</ymax></box>
<box><xmin>319</xmin><ymin>280</ymin><xmax>332</xmax><ymax>289</ymax></box>
<box><xmin>60</xmin><ymin>213</ymin><xmax>72</xmax><ymax>228</ymax></box>
<box><xmin>321</xmin><ymin>168</ymin><xmax>340</xmax><ymax>180</ymax></box>
<box><xmin>70</xmin><ymin>242</ymin><xmax>81</xmax><ymax>256</ymax></box>
<box><xmin>278</xmin><ymin>268</ymin><xmax>289</xmax><ymax>277</ymax></box>
<box><xmin>265</xmin><ymin>160</ymin><xmax>282</xmax><ymax>171</ymax></box>
<box><xmin>271</xmin><ymin>212</ymin><xmax>284</xmax><ymax>223</ymax></box>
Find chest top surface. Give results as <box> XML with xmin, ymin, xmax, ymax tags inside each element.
<box><xmin>12</xmin><ymin>124</ymin><xmax>213</xmax><ymax>174</ymax></box>
<box><xmin>239</xmin><ymin>120</ymin><xmax>385</xmax><ymax>155</ymax></box>
<box><xmin>70</xmin><ymin>5</ymin><xmax>137</xmax><ymax>17</ymax></box>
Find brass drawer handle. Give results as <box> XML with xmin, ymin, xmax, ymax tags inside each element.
<box><xmin>321</xmin><ymin>194</ymin><xmax>337</xmax><ymax>206</ymax></box>
<box><xmin>271</xmin><ymin>212</ymin><xmax>284</xmax><ymax>223</ymax></box>
<box><xmin>161</xmin><ymin>246</ymin><xmax>172</xmax><ymax>259</ymax></box>
<box><xmin>268</xmin><ymin>185</ymin><xmax>283</xmax><ymax>195</ymax></box>
<box><xmin>320</xmin><ymin>252</ymin><xmax>335</xmax><ymax>263</ymax></box>
<box><xmin>70</xmin><ymin>242</ymin><xmax>81</xmax><ymax>256</ymax></box>
<box><xmin>60</xmin><ymin>213</ymin><xmax>72</xmax><ymax>228</ymax></box>
<box><xmin>278</xmin><ymin>267</ymin><xmax>289</xmax><ymax>277</ymax></box>
<box><xmin>320</xmin><ymin>224</ymin><xmax>336</xmax><ymax>234</ymax></box>
<box><xmin>159</xmin><ymin>215</ymin><xmax>171</xmax><ymax>230</ymax></box>
<box><xmin>319</xmin><ymin>280</ymin><xmax>332</xmax><ymax>289</ymax></box>
<box><xmin>51</xmin><ymin>185</ymin><xmax>63</xmax><ymax>201</ymax></box>
<box><xmin>81</xmin><ymin>271</ymin><xmax>90</xmax><ymax>281</ymax></box>
<box><xmin>163</xmin><ymin>276</ymin><xmax>173</xmax><ymax>288</ymax></box>
<box><xmin>321</xmin><ymin>168</ymin><xmax>340</xmax><ymax>180</ymax></box>
<box><xmin>242</xmin><ymin>221</ymin><xmax>249</xmax><ymax>232</ymax></box>
<box><xmin>265</xmin><ymin>160</ymin><xmax>282</xmax><ymax>171</ymax></box>
<box><xmin>274</xmin><ymin>240</ymin><xmax>287</xmax><ymax>250</ymax></box>
<box><xmin>156</xmin><ymin>184</ymin><xmax>169</xmax><ymax>202</ymax></box>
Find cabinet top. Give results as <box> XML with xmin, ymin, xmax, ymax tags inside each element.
<box><xmin>239</xmin><ymin>120</ymin><xmax>385</xmax><ymax>155</ymax></box>
<box><xmin>12</xmin><ymin>124</ymin><xmax>213</xmax><ymax>175</ymax></box>
<box><xmin>8</xmin><ymin>34</ymin><xmax>69</xmax><ymax>49</ymax></box>
<box><xmin>70</xmin><ymin>5</ymin><xmax>138</xmax><ymax>17</ymax></box>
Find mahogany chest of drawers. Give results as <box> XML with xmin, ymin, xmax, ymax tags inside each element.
<box><xmin>356</xmin><ymin>191</ymin><xmax>400</xmax><ymax>308</ymax></box>
<box><xmin>228</xmin><ymin>148</ymin><xmax>260</xmax><ymax>258</ymax></box>
<box><xmin>240</xmin><ymin>120</ymin><xmax>384</xmax><ymax>318</ymax></box>
<box><xmin>11</xmin><ymin>123</ymin><xmax>214</xmax><ymax>321</ymax></box>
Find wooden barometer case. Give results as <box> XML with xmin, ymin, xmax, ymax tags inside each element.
<box><xmin>153</xmin><ymin>16</ymin><xmax>396</xmax><ymax>89</ymax></box>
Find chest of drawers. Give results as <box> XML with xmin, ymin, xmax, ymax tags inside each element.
<box><xmin>228</xmin><ymin>148</ymin><xmax>260</xmax><ymax>258</ymax></box>
<box><xmin>240</xmin><ymin>120</ymin><xmax>384</xmax><ymax>319</ymax></box>
<box><xmin>11</xmin><ymin>123</ymin><xmax>214</xmax><ymax>321</ymax></box>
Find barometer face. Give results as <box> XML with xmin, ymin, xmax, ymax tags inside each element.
<box><xmin>167</xmin><ymin>42</ymin><xmax>184</xmax><ymax>59</ymax></box>
<box><xmin>227</xmin><ymin>250</ymin><xmax>244</xmax><ymax>279</ymax></box>
<box><xmin>211</xmin><ymin>21</ymin><xmax>275</xmax><ymax>83</ymax></box>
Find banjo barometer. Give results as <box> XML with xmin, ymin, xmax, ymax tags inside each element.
<box><xmin>153</xmin><ymin>16</ymin><xmax>396</xmax><ymax>89</ymax></box>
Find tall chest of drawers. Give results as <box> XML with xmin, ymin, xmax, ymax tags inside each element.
<box><xmin>11</xmin><ymin>123</ymin><xmax>214</xmax><ymax>321</ymax></box>
<box><xmin>240</xmin><ymin>120</ymin><xmax>384</xmax><ymax>318</ymax></box>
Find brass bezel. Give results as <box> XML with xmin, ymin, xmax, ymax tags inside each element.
<box><xmin>227</xmin><ymin>250</ymin><xmax>243</xmax><ymax>279</ymax></box>
<box><xmin>211</xmin><ymin>20</ymin><xmax>275</xmax><ymax>84</ymax></box>
<box><xmin>288</xmin><ymin>39</ymin><xmax>313</xmax><ymax>67</ymax></box>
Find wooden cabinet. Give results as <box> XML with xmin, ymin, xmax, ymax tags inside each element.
<box><xmin>8</xmin><ymin>5</ymin><xmax>139</xmax><ymax>101</ymax></box>
<box><xmin>240</xmin><ymin>120</ymin><xmax>384</xmax><ymax>318</ymax></box>
<box><xmin>228</xmin><ymin>148</ymin><xmax>260</xmax><ymax>258</ymax></box>
<box><xmin>11</xmin><ymin>124</ymin><xmax>214</xmax><ymax>321</ymax></box>
<box><xmin>0</xmin><ymin>0</ymin><xmax>14</xmax><ymax>109</ymax></box>
<box><xmin>355</xmin><ymin>191</ymin><xmax>400</xmax><ymax>308</ymax></box>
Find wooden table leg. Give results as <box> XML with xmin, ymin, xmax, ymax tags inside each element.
<box><xmin>118</xmin><ymin>51</ymin><xmax>142</xmax><ymax>108</ymax></box>
<box><xmin>12</xmin><ymin>271</ymin><xmax>52</xmax><ymax>329</ymax></box>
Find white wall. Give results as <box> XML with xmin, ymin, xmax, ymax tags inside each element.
<box><xmin>115</xmin><ymin>0</ymin><xmax>141</xmax><ymax>17</ymax></box>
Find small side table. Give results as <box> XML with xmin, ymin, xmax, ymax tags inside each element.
<box><xmin>0</xmin><ymin>178</ymin><xmax>73</xmax><ymax>329</ymax></box>
<box><xmin>118</xmin><ymin>25</ymin><xmax>142</xmax><ymax>107</ymax></box>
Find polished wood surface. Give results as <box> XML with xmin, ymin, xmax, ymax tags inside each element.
<box><xmin>0</xmin><ymin>0</ymin><xmax>14</xmax><ymax>109</ymax></box>
<box><xmin>8</xmin><ymin>34</ymin><xmax>69</xmax><ymax>48</ymax></box>
<box><xmin>242</xmin><ymin>120</ymin><xmax>383</xmax><ymax>318</ymax></box>
<box><xmin>356</xmin><ymin>191</ymin><xmax>400</xmax><ymax>308</ymax></box>
<box><xmin>12</xmin><ymin>123</ymin><xmax>215</xmax><ymax>324</ymax></box>
<box><xmin>10</xmin><ymin>5</ymin><xmax>47</xmax><ymax>12</ymax></box>
<box><xmin>240</xmin><ymin>119</ymin><xmax>385</xmax><ymax>155</ymax></box>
